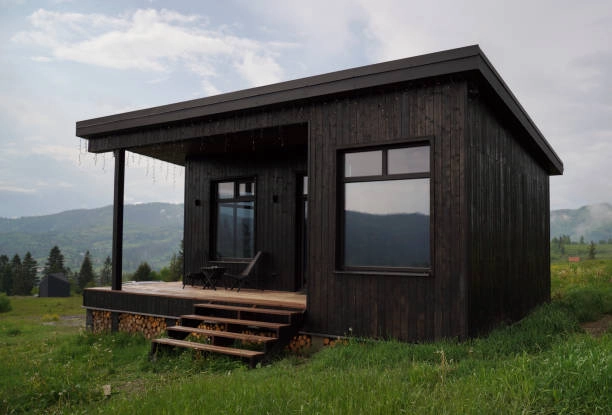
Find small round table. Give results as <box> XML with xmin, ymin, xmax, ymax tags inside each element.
<box><xmin>200</xmin><ymin>266</ymin><xmax>226</xmax><ymax>290</ymax></box>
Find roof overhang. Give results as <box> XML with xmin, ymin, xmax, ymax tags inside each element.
<box><xmin>76</xmin><ymin>45</ymin><xmax>563</xmax><ymax>175</ymax></box>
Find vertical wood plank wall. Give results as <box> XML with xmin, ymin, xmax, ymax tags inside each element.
<box><xmin>184</xmin><ymin>153</ymin><xmax>306</xmax><ymax>292</ymax></box>
<box><xmin>306</xmin><ymin>80</ymin><xmax>468</xmax><ymax>341</ymax></box>
<box><xmin>107</xmin><ymin>75</ymin><xmax>552</xmax><ymax>342</ymax></box>
<box><xmin>465</xmin><ymin>84</ymin><xmax>551</xmax><ymax>336</ymax></box>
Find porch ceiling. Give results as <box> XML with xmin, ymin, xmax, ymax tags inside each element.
<box><xmin>124</xmin><ymin>123</ymin><xmax>308</xmax><ymax>166</ymax></box>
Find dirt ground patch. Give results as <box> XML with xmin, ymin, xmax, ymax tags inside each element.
<box><xmin>581</xmin><ymin>314</ymin><xmax>612</xmax><ymax>337</ymax></box>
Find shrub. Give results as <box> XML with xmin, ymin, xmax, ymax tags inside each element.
<box><xmin>0</xmin><ymin>293</ymin><xmax>11</xmax><ymax>313</ymax></box>
<box><xmin>558</xmin><ymin>287</ymin><xmax>612</xmax><ymax>322</ymax></box>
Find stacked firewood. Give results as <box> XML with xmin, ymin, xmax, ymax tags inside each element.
<box><xmin>323</xmin><ymin>337</ymin><xmax>349</xmax><ymax>347</ymax></box>
<box><xmin>186</xmin><ymin>322</ymin><xmax>227</xmax><ymax>343</ymax></box>
<box><xmin>117</xmin><ymin>313</ymin><xmax>167</xmax><ymax>339</ymax></box>
<box><xmin>285</xmin><ymin>334</ymin><xmax>312</xmax><ymax>354</ymax></box>
<box><xmin>242</xmin><ymin>329</ymin><xmax>277</xmax><ymax>339</ymax></box>
<box><xmin>91</xmin><ymin>311</ymin><xmax>111</xmax><ymax>333</ymax></box>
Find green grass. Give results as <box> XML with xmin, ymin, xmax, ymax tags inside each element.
<box><xmin>1</xmin><ymin>263</ymin><xmax>611</xmax><ymax>414</ymax></box>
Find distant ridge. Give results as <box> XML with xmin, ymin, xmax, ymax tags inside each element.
<box><xmin>0</xmin><ymin>203</ymin><xmax>184</xmax><ymax>273</ymax></box>
<box><xmin>551</xmin><ymin>203</ymin><xmax>612</xmax><ymax>242</ymax></box>
<box><xmin>1</xmin><ymin>201</ymin><xmax>610</xmax><ymax>273</ymax></box>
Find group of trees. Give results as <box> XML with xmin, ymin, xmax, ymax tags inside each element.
<box><xmin>131</xmin><ymin>241</ymin><xmax>184</xmax><ymax>282</ymax></box>
<box><xmin>0</xmin><ymin>242</ymin><xmax>184</xmax><ymax>296</ymax></box>
<box><xmin>0</xmin><ymin>252</ymin><xmax>38</xmax><ymax>296</ymax></box>
<box><xmin>551</xmin><ymin>235</ymin><xmax>598</xmax><ymax>260</ymax></box>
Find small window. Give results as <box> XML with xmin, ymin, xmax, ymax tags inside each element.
<box><xmin>341</xmin><ymin>144</ymin><xmax>431</xmax><ymax>271</ymax></box>
<box><xmin>214</xmin><ymin>179</ymin><xmax>256</xmax><ymax>259</ymax></box>
<box><xmin>217</xmin><ymin>182</ymin><xmax>234</xmax><ymax>199</ymax></box>
<box><xmin>345</xmin><ymin>150</ymin><xmax>383</xmax><ymax>177</ymax></box>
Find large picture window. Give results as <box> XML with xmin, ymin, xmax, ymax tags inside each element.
<box><xmin>214</xmin><ymin>179</ymin><xmax>255</xmax><ymax>259</ymax></box>
<box><xmin>341</xmin><ymin>144</ymin><xmax>430</xmax><ymax>270</ymax></box>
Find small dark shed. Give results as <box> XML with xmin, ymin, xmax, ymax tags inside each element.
<box><xmin>39</xmin><ymin>273</ymin><xmax>70</xmax><ymax>297</ymax></box>
<box><xmin>76</xmin><ymin>45</ymin><xmax>563</xmax><ymax>341</ymax></box>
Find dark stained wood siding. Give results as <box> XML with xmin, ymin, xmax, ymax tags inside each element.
<box><xmin>84</xmin><ymin>73</ymin><xmax>555</xmax><ymax>343</ymax></box>
<box><xmin>306</xmin><ymin>80</ymin><xmax>468</xmax><ymax>341</ymax></box>
<box><xmin>465</xmin><ymin>82</ymin><xmax>551</xmax><ymax>336</ymax></box>
<box><xmin>184</xmin><ymin>152</ymin><xmax>307</xmax><ymax>292</ymax></box>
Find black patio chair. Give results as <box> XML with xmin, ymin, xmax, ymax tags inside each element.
<box><xmin>224</xmin><ymin>251</ymin><xmax>263</xmax><ymax>292</ymax></box>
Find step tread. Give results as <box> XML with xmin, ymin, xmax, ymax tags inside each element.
<box><xmin>194</xmin><ymin>303</ymin><xmax>303</xmax><ymax>316</ymax></box>
<box><xmin>181</xmin><ymin>314</ymin><xmax>290</xmax><ymax>329</ymax></box>
<box><xmin>152</xmin><ymin>338</ymin><xmax>264</xmax><ymax>358</ymax></box>
<box><xmin>167</xmin><ymin>326</ymin><xmax>277</xmax><ymax>342</ymax></box>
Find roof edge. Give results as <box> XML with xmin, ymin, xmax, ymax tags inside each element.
<box><xmin>76</xmin><ymin>45</ymin><xmax>481</xmax><ymax>135</ymax></box>
<box><xmin>76</xmin><ymin>45</ymin><xmax>562</xmax><ymax>175</ymax></box>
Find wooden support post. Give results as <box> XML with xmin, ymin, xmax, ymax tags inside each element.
<box><xmin>112</xmin><ymin>149</ymin><xmax>125</xmax><ymax>291</ymax></box>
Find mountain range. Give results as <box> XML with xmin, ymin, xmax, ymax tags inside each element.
<box><xmin>1</xmin><ymin>202</ymin><xmax>611</xmax><ymax>274</ymax></box>
<box><xmin>550</xmin><ymin>203</ymin><xmax>612</xmax><ymax>243</ymax></box>
<box><xmin>0</xmin><ymin>203</ymin><xmax>183</xmax><ymax>273</ymax></box>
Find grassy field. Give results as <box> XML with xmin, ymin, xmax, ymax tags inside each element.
<box><xmin>1</xmin><ymin>263</ymin><xmax>610</xmax><ymax>414</ymax></box>
<box><xmin>551</xmin><ymin>242</ymin><xmax>612</xmax><ymax>262</ymax></box>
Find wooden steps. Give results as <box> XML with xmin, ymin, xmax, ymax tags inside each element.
<box><xmin>194</xmin><ymin>303</ymin><xmax>302</xmax><ymax>324</ymax></box>
<box><xmin>167</xmin><ymin>325</ymin><xmax>277</xmax><ymax>345</ymax></box>
<box><xmin>152</xmin><ymin>338</ymin><xmax>264</xmax><ymax>366</ymax></box>
<box><xmin>151</xmin><ymin>300</ymin><xmax>305</xmax><ymax>367</ymax></box>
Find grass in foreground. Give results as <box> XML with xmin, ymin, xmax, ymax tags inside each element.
<box><xmin>0</xmin><ymin>263</ymin><xmax>610</xmax><ymax>414</ymax></box>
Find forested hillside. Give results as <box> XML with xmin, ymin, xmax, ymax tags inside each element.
<box><xmin>0</xmin><ymin>203</ymin><xmax>183</xmax><ymax>272</ymax></box>
<box><xmin>551</xmin><ymin>203</ymin><xmax>612</xmax><ymax>243</ymax></box>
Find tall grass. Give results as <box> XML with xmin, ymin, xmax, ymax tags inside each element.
<box><xmin>1</xmin><ymin>261</ymin><xmax>610</xmax><ymax>414</ymax></box>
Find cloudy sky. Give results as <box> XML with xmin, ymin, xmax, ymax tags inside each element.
<box><xmin>1</xmin><ymin>0</ymin><xmax>610</xmax><ymax>218</ymax></box>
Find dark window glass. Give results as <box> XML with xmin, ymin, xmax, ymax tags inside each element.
<box><xmin>344</xmin><ymin>150</ymin><xmax>382</xmax><ymax>177</ymax></box>
<box><xmin>388</xmin><ymin>146</ymin><xmax>430</xmax><ymax>175</ymax></box>
<box><xmin>215</xmin><ymin>179</ymin><xmax>255</xmax><ymax>258</ymax></box>
<box><xmin>341</xmin><ymin>144</ymin><xmax>431</xmax><ymax>270</ymax></box>
<box><xmin>344</xmin><ymin>179</ymin><xmax>430</xmax><ymax>267</ymax></box>
<box><xmin>239</xmin><ymin>182</ymin><xmax>255</xmax><ymax>197</ymax></box>
<box><xmin>216</xmin><ymin>201</ymin><xmax>254</xmax><ymax>258</ymax></box>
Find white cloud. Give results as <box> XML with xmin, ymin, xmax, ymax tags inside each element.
<box><xmin>234</xmin><ymin>50</ymin><xmax>283</xmax><ymax>86</ymax></box>
<box><xmin>13</xmin><ymin>8</ymin><xmax>290</xmax><ymax>94</ymax></box>
<box><xmin>0</xmin><ymin>184</ymin><xmax>36</xmax><ymax>194</ymax></box>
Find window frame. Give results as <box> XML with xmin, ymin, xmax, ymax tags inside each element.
<box><xmin>212</xmin><ymin>177</ymin><xmax>257</xmax><ymax>260</ymax></box>
<box><xmin>337</xmin><ymin>138</ymin><xmax>433</xmax><ymax>275</ymax></box>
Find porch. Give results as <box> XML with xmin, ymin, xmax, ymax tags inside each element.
<box><xmin>84</xmin><ymin>281</ymin><xmax>306</xmax><ymax>321</ymax></box>
<box><xmin>84</xmin><ymin>282</ymin><xmax>307</xmax><ymax>366</ymax></box>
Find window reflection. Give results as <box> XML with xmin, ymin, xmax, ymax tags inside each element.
<box><xmin>388</xmin><ymin>147</ymin><xmax>430</xmax><ymax>175</ymax></box>
<box><xmin>239</xmin><ymin>182</ymin><xmax>255</xmax><ymax>197</ymax></box>
<box><xmin>218</xmin><ymin>182</ymin><xmax>234</xmax><ymax>199</ymax></box>
<box><xmin>344</xmin><ymin>179</ymin><xmax>430</xmax><ymax>268</ymax></box>
<box><xmin>216</xmin><ymin>201</ymin><xmax>254</xmax><ymax>258</ymax></box>
<box><xmin>344</xmin><ymin>150</ymin><xmax>382</xmax><ymax>177</ymax></box>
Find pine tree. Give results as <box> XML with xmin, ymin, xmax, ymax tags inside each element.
<box><xmin>132</xmin><ymin>262</ymin><xmax>152</xmax><ymax>281</ymax></box>
<box><xmin>0</xmin><ymin>255</ymin><xmax>12</xmax><ymax>295</ymax></box>
<box><xmin>44</xmin><ymin>246</ymin><xmax>67</xmax><ymax>275</ymax></box>
<box><xmin>17</xmin><ymin>252</ymin><xmax>38</xmax><ymax>295</ymax></box>
<box><xmin>588</xmin><ymin>241</ymin><xmax>596</xmax><ymax>260</ymax></box>
<box><xmin>77</xmin><ymin>251</ymin><xmax>95</xmax><ymax>293</ymax></box>
<box><xmin>168</xmin><ymin>240</ymin><xmax>185</xmax><ymax>282</ymax></box>
<box><xmin>99</xmin><ymin>256</ymin><xmax>112</xmax><ymax>286</ymax></box>
<box><xmin>10</xmin><ymin>255</ymin><xmax>23</xmax><ymax>295</ymax></box>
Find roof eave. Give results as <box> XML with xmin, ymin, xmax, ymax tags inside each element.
<box><xmin>75</xmin><ymin>45</ymin><xmax>563</xmax><ymax>175</ymax></box>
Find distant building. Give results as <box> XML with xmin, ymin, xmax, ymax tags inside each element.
<box><xmin>568</xmin><ymin>257</ymin><xmax>581</xmax><ymax>263</ymax></box>
<box><xmin>39</xmin><ymin>273</ymin><xmax>70</xmax><ymax>297</ymax></box>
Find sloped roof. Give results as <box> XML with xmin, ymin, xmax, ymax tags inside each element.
<box><xmin>76</xmin><ymin>45</ymin><xmax>562</xmax><ymax>175</ymax></box>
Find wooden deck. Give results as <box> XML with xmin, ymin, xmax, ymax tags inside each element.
<box><xmin>83</xmin><ymin>281</ymin><xmax>306</xmax><ymax>319</ymax></box>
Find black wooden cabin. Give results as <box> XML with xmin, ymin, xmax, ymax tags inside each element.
<box><xmin>39</xmin><ymin>273</ymin><xmax>70</xmax><ymax>297</ymax></box>
<box><xmin>77</xmin><ymin>45</ymin><xmax>563</xmax><ymax>341</ymax></box>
